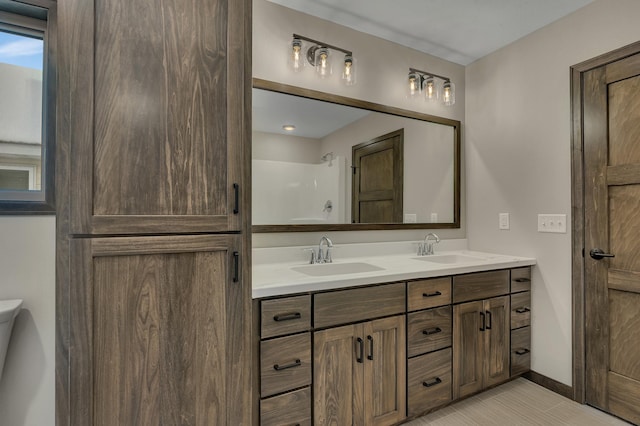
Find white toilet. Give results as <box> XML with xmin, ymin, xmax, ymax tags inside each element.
<box><xmin>0</xmin><ymin>299</ymin><xmax>22</xmax><ymax>380</ymax></box>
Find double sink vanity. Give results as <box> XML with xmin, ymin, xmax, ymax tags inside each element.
<box><xmin>252</xmin><ymin>239</ymin><xmax>536</xmax><ymax>425</ymax></box>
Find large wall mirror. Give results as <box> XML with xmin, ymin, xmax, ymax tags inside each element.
<box><xmin>252</xmin><ymin>78</ymin><xmax>460</xmax><ymax>233</ymax></box>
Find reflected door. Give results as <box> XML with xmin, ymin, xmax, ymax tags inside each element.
<box><xmin>352</xmin><ymin>129</ymin><xmax>403</xmax><ymax>223</ymax></box>
<box><xmin>584</xmin><ymin>49</ymin><xmax>640</xmax><ymax>424</ymax></box>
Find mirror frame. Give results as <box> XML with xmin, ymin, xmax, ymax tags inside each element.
<box><xmin>252</xmin><ymin>78</ymin><xmax>461</xmax><ymax>233</ymax></box>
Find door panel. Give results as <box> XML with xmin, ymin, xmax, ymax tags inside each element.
<box><xmin>484</xmin><ymin>296</ymin><xmax>510</xmax><ymax>388</ymax></box>
<box><xmin>453</xmin><ymin>301</ymin><xmax>483</xmax><ymax>399</ymax></box>
<box><xmin>584</xmin><ymin>49</ymin><xmax>640</xmax><ymax>423</ymax></box>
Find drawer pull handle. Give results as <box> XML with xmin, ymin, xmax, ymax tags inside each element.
<box><xmin>423</xmin><ymin>377</ymin><xmax>442</xmax><ymax>388</ymax></box>
<box><xmin>515</xmin><ymin>348</ymin><xmax>530</xmax><ymax>356</ymax></box>
<box><xmin>422</xmin><ymin>291</ymin><xmax>442</xmax><ymax>298</ymax></box>
<box><xmin>515</xmin><ymin>307</ymin><xmax>530</xmax><ymax>314</ymax></box>
<box><xmin>367</xmin><ymin>335</ymin><xmax>374</xmax><ymax>360</ymax></box>
<box><xmin>422</xmin><ymin>327</ymin><xmax>442</xmax><ymax>336</ymax></box>
<box><xmin>356</xmin><ymin>337</ymin><xmax>364</xmax><ymax>363</ymax></box>
<box><xmin>480</xmin><ymin>312</ymin><xmax>485</xmax><ymax>331</ymax></box>
<box><xmin>233</xmin><ymin>183</ymin><xmax>240</xmax><ymax>214</ymax></box>
<box><xmin>486</xmin><ymin>310</ymin><xmax>492</xmax><ymax>330</ymax></box>
<box><xmin>513</xmin><ymin>278</ymin><xmax>531</xmax><ymax>283</ymax></box>
<box><xmin>273</xmin><ymin>312</ymin><xmax>302</xmax><ymax>322</ymax></box>
<box><xmin>273</xmin><ymin>359</ymin><xmax>301</xmax><ymax>371</ymax></box>
<box><xmin>232</xmin><ymin>251</ymin><xmax>240</xmax><ymax>283</ymax></box>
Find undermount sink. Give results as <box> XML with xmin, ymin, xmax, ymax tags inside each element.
<box><xmin>414</xmin><ymin>254</ymin><xmax>485</xmax><ymax>264</ymax></box>
<box><xmin>292</xmin><ymin>262</ymin><xmax>385</xmax><ymax>277</ymax></box>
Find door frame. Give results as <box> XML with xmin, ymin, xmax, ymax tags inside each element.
<box><xmin>570</xmin><ymin>40</ymin><xmax>640</xmax><ymax>404</ymax></box>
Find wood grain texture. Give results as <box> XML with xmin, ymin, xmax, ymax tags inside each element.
<box><xmin>453</xmin><ymin>301</ymin><xmax>484</xmax><ymax>399</ymax></box>
<box><xmin>608</xmin><ymin>372</ymin><xmax>640</xmax><ymax>425</ymax></box>
<box><xmin>484</xmin><ymin>296</ymin><xmax>510</xmax><ymax>388</ymax></box>
<box><xmin>313</xmin><ymin>283</ymin><xmax>405</xmax><ymax>329</ymax></box>
<box><xmin>252</xmin><ymin>78</ymin><xmax>461</xmax><ymax>233</ymax></box>
<box><xmin>363</xmin><ymin>315</ymin><xmax>406</xmax><ymax>425</ymax></box>
<box><xmin>608</xmin><ymin>76</ymin><xmax>640</xmax><ymax>166</ymax></box>
<box><xmin>510</xmin><ymin>267</ymin><xmax>531</xmax><ymax>293</ymax></box>
<box><xmin>261</xmin><ymin>295</ymin><xmax>311</xmax><ymax>339</ymax></box>
<box><xmin>260</xmin><ymin>387</ymin><xmax>311</xmax><ymax>426</ymax></box>
<box><xmin>511</xmin><ymin>326</ymin><xmax>531</xmax><ymax>377</ymax></box>
<box><xmin>313</xmin><ymin>324</ymin><xmax>362</xmax><ymax>426</ymax></box>
<box><xmin>260</xmin><ymin>333</ymin><xmax>311</xmax><ymax>398</ymax></box>
<box><xmin>607</xmin><ymin>164</ymin><xmax>640</xmax><ymax>186</ymax></box>
<box><xmin>609</xmin><ymin>290</ymin><xmax>640</xmax><ymax>382</ymax></box>
<box><xmin>608</xmin><ymin>268</ymin><xmax>640</xmax><ymax>293</ymax></box>
<box><xmin>407</xmin><ymin>348</ymin><xmax>452</xmax><ymax>417</ymax></box>
<box><xmin>452</xmin><ymin>270</ymin><xmax>509</xmax><ymax>303</ymax></box>
<box><xmin>92</xmin><ymin>249</ymin><xmax>227</xmax><ymax>425</ymax></box>
<box><xmin>510</xmin><ymin>291</ymin><xmax>531</xmax><ymax>330</ymax></box>
<box><xmin>407</xmin><ymin>277</ymin><xmax>452</xmax><ymax>312</ymax></box>
<box><xmin>91</xmin><ymin>234</ymin><xmax>231</xmax><ymax>256</ymax></box>
<box><xmin>609</xmin><ymin>185</ymin><xmax>640</xmax><ymax>272</ymax></box>
<box><xmin>407</xmin><ymin>306</ymin><xmax>452</xmax><ymax>357</ymax></box>
<box><xmin>583</xmin><ymin>65</ymin><xmax>610</xmax><ymax>409</ymax></box>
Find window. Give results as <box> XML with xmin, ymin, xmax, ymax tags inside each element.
<box><xmin>0</xmin><ymin>2</ymin><xmax>55</xmax><ymax>213</ymax></box>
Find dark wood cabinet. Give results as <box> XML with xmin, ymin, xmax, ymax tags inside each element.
<box><xmin>57</xmin><ymin>0</ymin><xmax>252</xmax><ymax>424</ymax></box>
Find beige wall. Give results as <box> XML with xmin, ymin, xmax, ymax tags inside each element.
<box><xmin>252</xmin><ymin>0</ymin><xmax>466</xmax><ymax>247</ymax></box>
<box><xmin>0</xmin><ymin>217</ymin><xmax>55</xmax><ymax>425</ymax></box>
<box><xmin>252</xmin><ymin>130</ymin><xmax>322</xmax><ymax>163</ymax></box>
<box><xmin>465</xmin><ymin>0</ymin><xmax>640</xmax><ymax>386</ymax></box>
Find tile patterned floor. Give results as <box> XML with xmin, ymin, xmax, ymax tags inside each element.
<box><xmin>404</xmin><ymin>378</ymin><xmax>631</xmax><ymax>425</ymax></box>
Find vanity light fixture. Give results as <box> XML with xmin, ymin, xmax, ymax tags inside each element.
<box><xmin>289</xmin><ymin>34</ymin><xmax>356</xmax><ymax>86</ymax></box>
<box><xmin>407</xmin><ymin>67</ymin><xmax>455</xmax><ymax>106</ymax></box>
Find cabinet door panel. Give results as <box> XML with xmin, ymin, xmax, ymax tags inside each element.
<box><xmin>70</xmin><ymin>234</ymin><xmax>245</xmax><ymax>425</ymax></box>
<box><xmin>484</xmin><ymin>296</ymin><xmax>511</xmax><ymax>388</ymax></box>
<box><xmin>314</xmin><ymin>324</ymin><xmax>363</xmax><ymax>426</ymax></box>
<box><xmin>65</xmin><ymin>0</ymin><xmax>248</xmax><ymax>235</ymax></box>
<box><xmin>364</xmin><ymin>316</ymin><xmax>406</xmax><ymax>426</ymax></box>
<box><xmin>453</xmin><ymin>301</ymin><xmax>484</xmax><ymax>399</ymax></box>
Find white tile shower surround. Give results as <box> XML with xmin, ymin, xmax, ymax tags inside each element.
<box><xmin>405</xmin><ymin>378</ymin><xmax>629</xmax><ymax>425</ymax></box>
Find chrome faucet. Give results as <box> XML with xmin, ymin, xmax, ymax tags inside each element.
<box><xmin>305</xmin><ymin>236</ymin><xmax>334</xmax><ymax>264</ymax></box>
<box><xmin>418</xmin><ymin>233</ymin><xmax>440</xmax><ymax>256</ymax></box>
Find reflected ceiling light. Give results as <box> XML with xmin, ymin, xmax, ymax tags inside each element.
<box><xmin>289</xmin><ymin>34</ymin><xmax>355</xmax><ymax>86</ymax></box>
<box><xmin>406</xmin><ymin>67</ymin><xmax>455</xmax><ymax>106</ymax></box>
<box><xmin>282</xmin><ymin>124</ymin><xmax>296</xmax><ymax>131</ymax></box>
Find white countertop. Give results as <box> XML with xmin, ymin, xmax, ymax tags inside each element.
<box><xmin>252</xmin><ymin>241</ymin><xmax>536</xmax><ymax>298</ymax></box>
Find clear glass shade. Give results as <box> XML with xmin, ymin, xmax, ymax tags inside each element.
<box><xmin>423</xmin><ymin>76</ymin><xmax>440</xmax><ymax>102</ymax></box>
<box><xmin>407</xmin><ymin>72</ymin><xmax>421</xmax><ymax>98</ymax></box>
<box><xmin>342</xmin><ymin>55</ymin><xmax>356</xmax><ymax>86</ymax></box>
<box><xmin>288</xmin><ymin>38</ymin><xmax>304</xmax><ymax>72</ymax></box>
<box><xmin>442</xmin><ymin>81</ymin><xmax>455</xmax><ymax>106</ymax></box>
<box><xmin>315</xmin><ymin>47</ymin><xmax>331</xmax><ymax>78</ymax></box>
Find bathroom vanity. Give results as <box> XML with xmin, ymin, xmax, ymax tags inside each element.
<box><xmin>252</xmin><ymin>244</ymin><xmax>535</xmax><ymax>425</ymax></box>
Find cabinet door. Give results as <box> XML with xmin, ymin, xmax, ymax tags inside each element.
<box><xmin>69</xmin><ymin>234</ymin><xmax>248</xmax><ymax>425</ymax></box>
<box><xmin>483</xmin><ymin>296</ymin><xmax>510</xmax><ymax>388</ymax></box>
<box><xmin>363</xmin><ymin>316</ymin><xmax>406</xmax><ymax>426</ymax></box>
<box><xmin>453</xmin><ymin>301</ymin><xmax>484</xmax><ymax>399</ymax></box>
<box><xmin>314</xmin><ymin>324</ymin><xmax>364</xmax><ymax>426</ymax></box>
<box><xmin>61</xmin><ymin>0</ymin><xmax>250</xmax><ymax>235</ymax></box>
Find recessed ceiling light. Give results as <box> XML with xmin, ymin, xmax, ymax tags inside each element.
<box><xmin>282</xmin><ymin>124</ymin><xmax>296</xmax><ymax>131</ymax></box>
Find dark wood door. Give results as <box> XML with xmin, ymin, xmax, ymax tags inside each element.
<box><xmin>69</xmin><ymin>234</ymin><xmax>246</xmax><ymax>425</ymax></box>
<box><xmin>352</xmin><ymin>129</ymin><xmax>403</xmax><ymax>223</ymax></box>
<box><xmin>363</xmin><ymin>316</ymin><xmax>406</xmax><ymax>426</ymax></box>
<box><xmin>61</xmin><ymin>0</ymin><xmax>249</xmax><ymax>235</ymax></box>
<box><xmin>453</xmin><ymin>300</ymin><xmax>484</xmax><ymax>399</ymax></box>
<box><xmin>584</xmin><ymin>50</ymin><xmax>640</xmax><ymax>424</ymax></box>
<box><xmin>483</xmin><ymin>296</ymin><xmax>510</xmax><ymax>388</ymax></box>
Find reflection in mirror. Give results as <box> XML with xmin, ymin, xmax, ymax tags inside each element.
<box><xmin>252</xmin><ymin>79</ymin><xmax>460</xmax><ymax>232</ymax></box>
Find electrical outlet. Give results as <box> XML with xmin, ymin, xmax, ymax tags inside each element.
<box><xmin>538</xmin><ymin>214</ymin><xmax>567</xmax><ymax>233</ymax></box>
<box><xmin>404</xmin><ymin>213</ymin><xmax>417</xmax><ymax>223</ymax></box>
<box><xmin>499</xmin><ymin>213</ymin><xmax>510</xmax><ymax>230</ymax></box>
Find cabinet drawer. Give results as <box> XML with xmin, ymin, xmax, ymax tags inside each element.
<box><xmin>261</xmin><ymin>333</ymin><xmax>311</xmax><ymax>397</ymax></box>
<box><xmin>407</xmin><ymin>306</ymin><xmax>452</xmax><ymax>357</ymax></box>
<box><xmin>407</xmin><ymin>348</ymin><xmax>452</xmax><ymax>416</ymax></box>
<box><xmin>511</xmin><ymin>291</ymin><xmax>531</xmax><ymax>329</ymax></box>
<box><xmin>511</xmin><ymin>267</ymin><xmax>532</xmax><ymax>293</ymax></box>
<box><xmin>314</xmin><ymin>283</ymin><xmax>405</xmax><ymax>329</ymax></box>
<box><xmin>407</xmin><ymin>277</ymin><xmax>452</xmax><ymax>311</ymax></box>
<box><xmin>260</xmin><ymin>387</ymin><xmax>311</xmax><ymax>426</ymax></box>
<box><xmin>261</xmin><ymin>295</ymin><xmax>311</xmax><ymax>339</ymax></box>
<box><xmin>511</xmin><ymin>326</ymin><xmax>531</xmax><ymax>376</ymax></box>
<box><xmin>453</xmin><ymin>270</ymin><xmax>509</xmax><ymax>303</ymax></box>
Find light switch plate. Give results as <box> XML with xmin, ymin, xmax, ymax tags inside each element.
<box><xmin>538</xmin><ymin>214</ymin><xmax>567</xmax><ymax>233</ymax></box>
<box><xmin>430</xmin><ymin>213</ymin><xmax>438</xmax><ymax>223</ymax></box>
<box><xmin>404</xmin><ymin>213</ymin><xmax>417</xmax><ymax>223</ymax></box>
<box><xmin>499</xmin><ymin>213</ymin><xmax>510</xmax><ymax>230</ymax></box>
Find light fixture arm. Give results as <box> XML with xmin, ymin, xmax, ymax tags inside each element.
<box><xmin>293</xmin><ymin>33</ymin><xmax>353</xmax><ymax>56</ymax></box>
<box><xmin>409</xmin><ymin>67</ymin><xmax>450</xmax><ymax>83</ymax></box>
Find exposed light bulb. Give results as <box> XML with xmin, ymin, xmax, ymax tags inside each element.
<box><xmin>315</xmin><ymin>47</ymin><xmax>331</xmax><ymax>78</ymax></box>
<box><xmin>423</xmin><ymin>76</ymin><xmax>438</xmax><ymax>101</ymax></box>
<box><xmin>342</xmin><ymin>54</ymin><xmax>356</xmax><ymax>86</ymax></box>
<box><xmin>289</xmin><ymin>38</ymin><xmax>304</xmax><ymax>72</ymax></box>
<box><xmin>442</xmin><ymin>80</ymin><xmax>455</xmax><ymax>106</ymax></box>
<box><xmin>407</xmin><ymin>72</ymin><xmax>421</xmax><ymax>98</ymax></box>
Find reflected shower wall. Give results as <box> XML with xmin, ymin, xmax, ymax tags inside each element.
<box><xmin>252</xmin><ymin>156</ymin><xmax>346</xmax><ymax>225</ymax></box>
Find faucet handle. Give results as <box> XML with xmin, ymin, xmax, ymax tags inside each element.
<box><xmin>417</xmin><ymin>242</ymin><xmax>425</xmax><ymax>256</ymax></box>
<box><xmin>303</xmin><ymin>247</ymin><xmax>317</xmax><ymax>264</ymax></box>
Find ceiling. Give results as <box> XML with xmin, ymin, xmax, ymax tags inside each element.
<box><xmin>267</xmin><ymin>0</ymin><xmax>595</xmax><ymax>65</ymax></box>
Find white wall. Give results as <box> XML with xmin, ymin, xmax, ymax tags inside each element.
<box><xmin>0</xmin><ymin>216</ymin><xmax>55</xmax><ymax>426</ymax></box>
<box><xmin>465</xmin><ymin>0</ymin><xmax>640</xmax><ymax>386</ymax></box>
<box><xmin>253</xmin><ymin>130</ymin><xmax>322</xmax><ymax>163</ymax></box>
<box><xmin>252</xmin><ymin>0</ymin><xmax>466</xmax><ymax>247</ymax></box>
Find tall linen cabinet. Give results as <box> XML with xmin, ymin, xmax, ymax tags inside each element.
<box><xmin>55</xmin><ymin>0</ymin><xmax>252</xmax><ymax>424</ymax></box>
